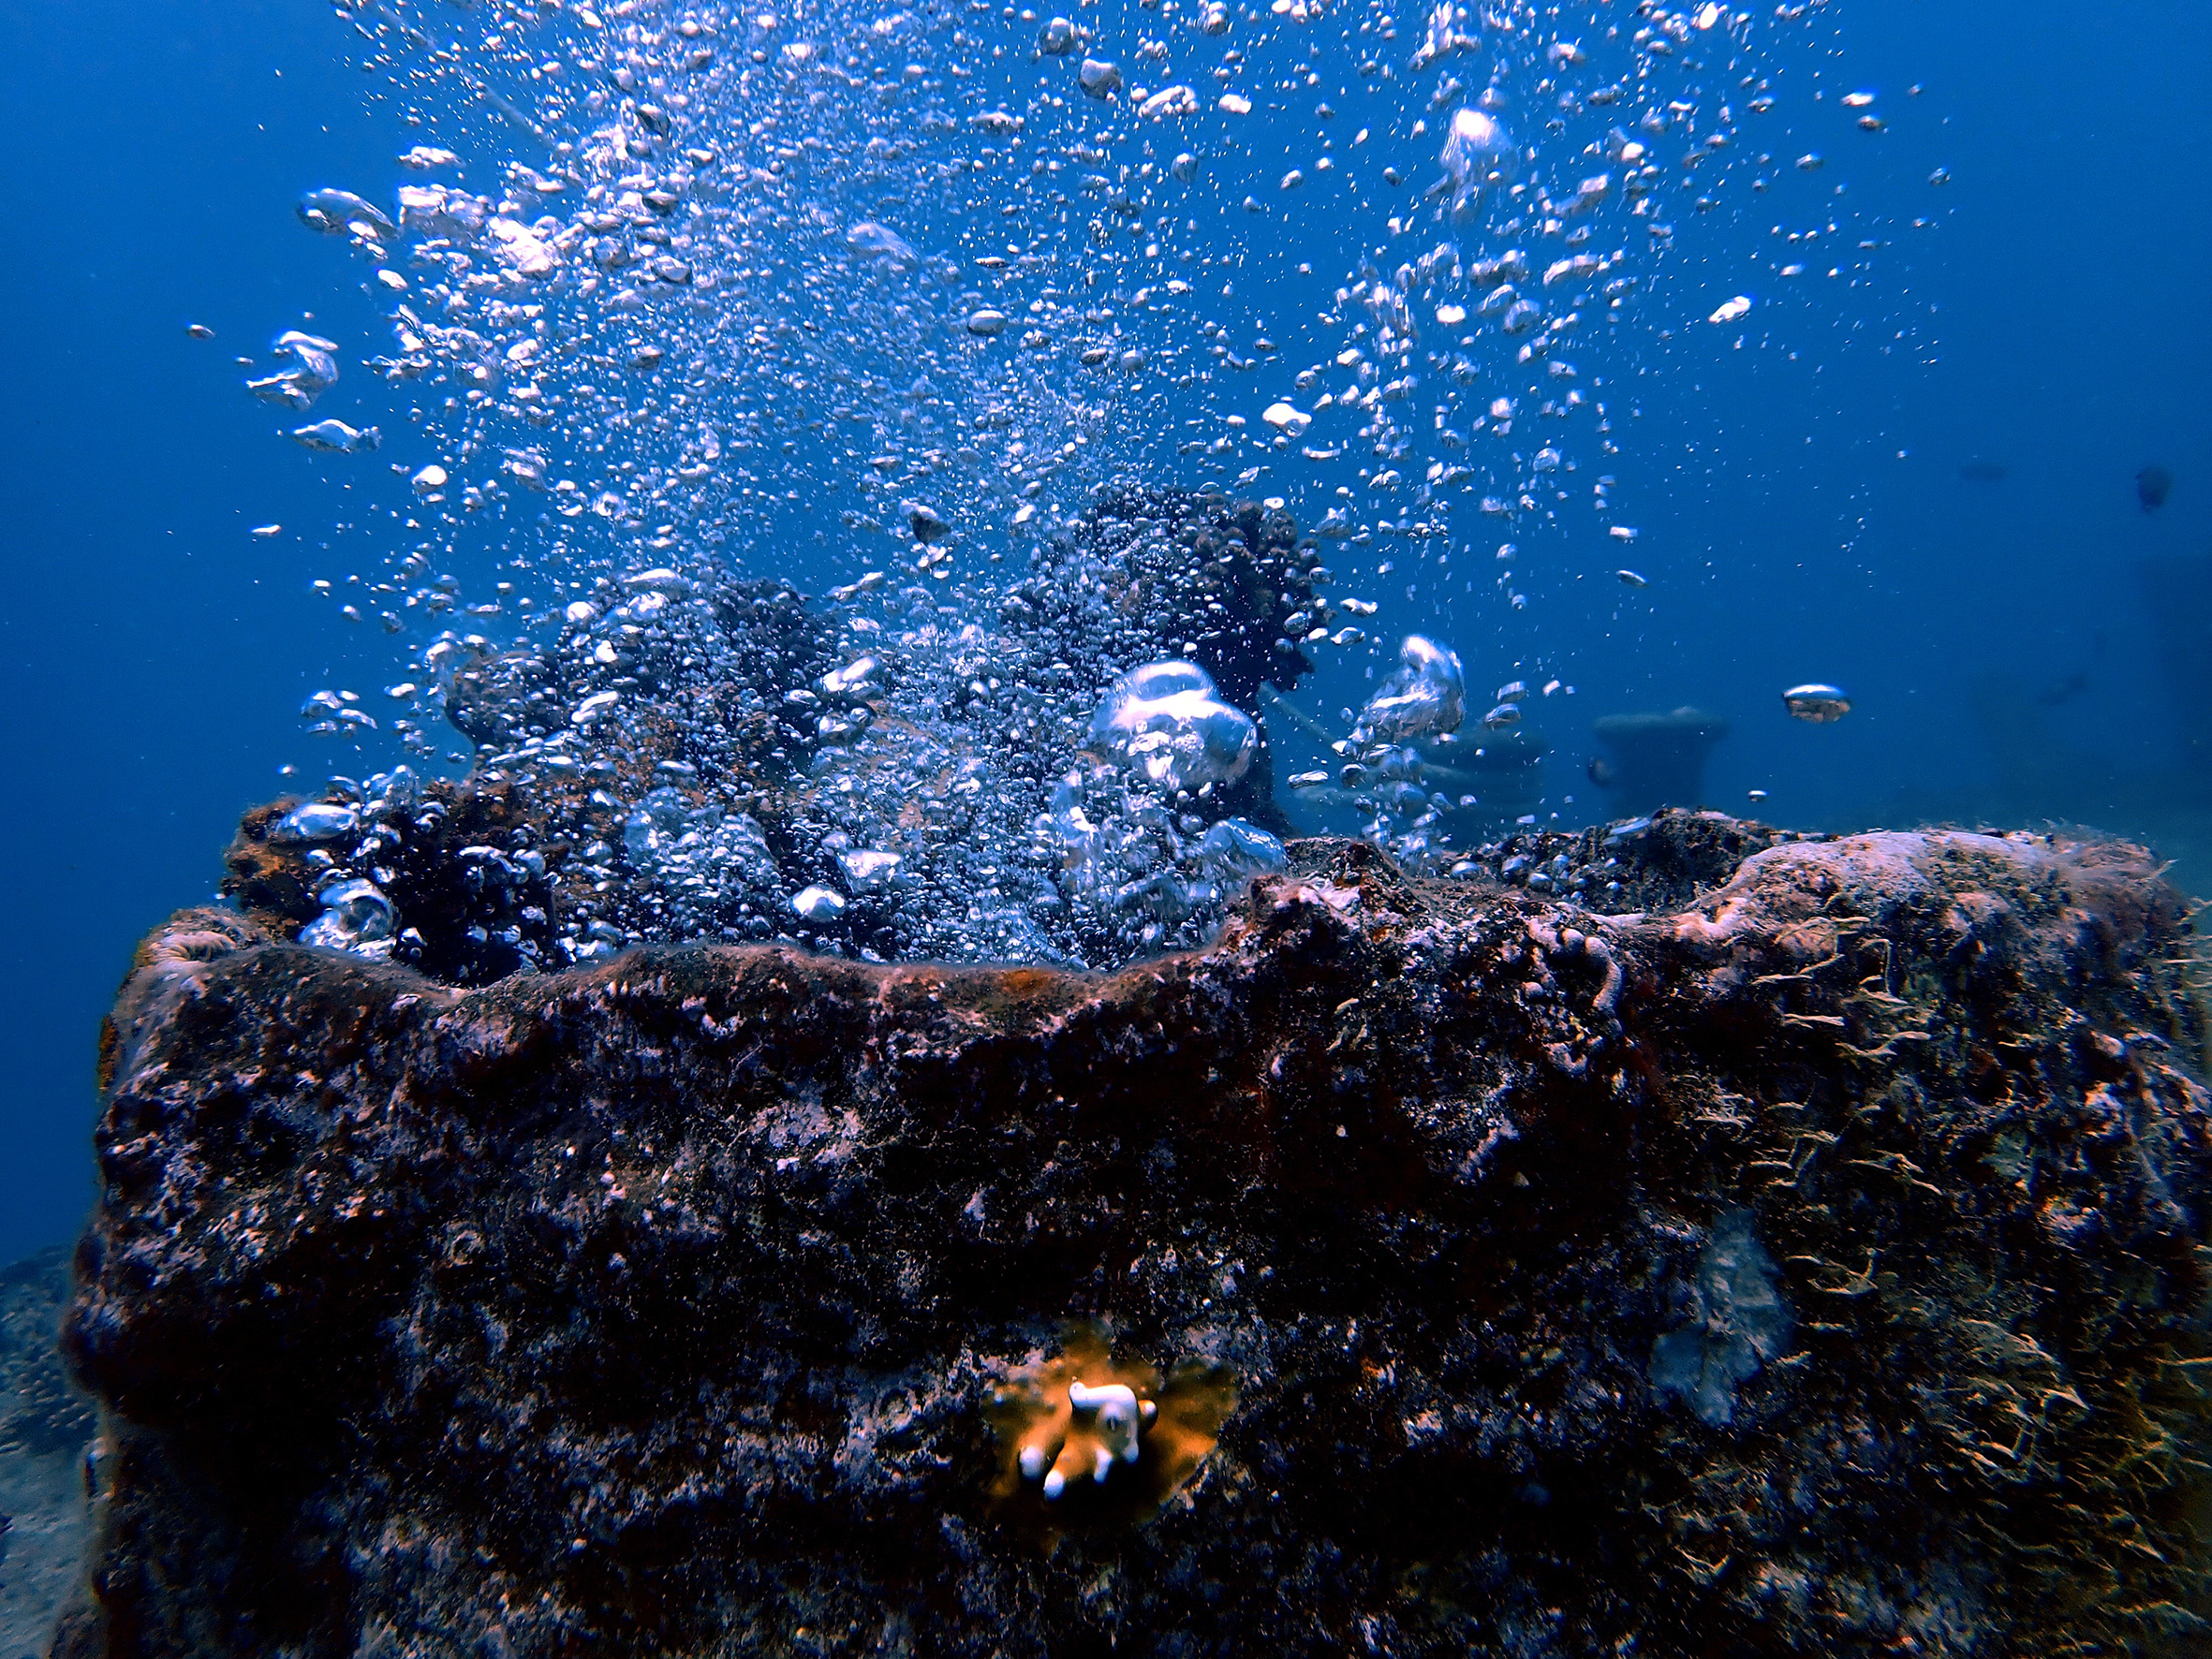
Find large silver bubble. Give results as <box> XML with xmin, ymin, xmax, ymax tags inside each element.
<box><xmin>1439</xmin><ymin>106</ymin><xmax>1515</xmax><ymax>210</ymax></box>
<box><xmin>1089</xmin><ymin>661</ymin><xmax>1258</xmax><ymax>795</ymax></box>
<box><xmin>301</xmin><ymin>879</ymin><xmax>396</xmax><ymax>956</ymax></box>
<box><xmin>1355</xmin><ymin>637</ymin><xmax>1467</xmax><ymax>743</ymax></box>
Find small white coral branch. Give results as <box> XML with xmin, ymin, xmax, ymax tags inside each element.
<box><xmin>1022</xmin><ymin>1379</ymin><xmax>1158</xmax><ymax>1498</ymax></box>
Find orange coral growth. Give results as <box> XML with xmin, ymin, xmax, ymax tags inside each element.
<box><xmin>986</xmin><ymin>1328</ymin><xmax>1235</xmax><ymax>1531</ymax></box>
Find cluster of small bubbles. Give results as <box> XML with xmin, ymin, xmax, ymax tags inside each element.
<box><xmin>273</xmin><ymin>764</ymin><xmax>550</xmax><ymax>976</ymax></box>
<box><xmin>608</xmin><ymin>785</ymin><xmax>784</xmax><ymax>953</ymax></box>
<box><xmin>264</xmin><ymin>0</ymin><xmax>1878</xmax><ymax>593</ymax></box>
<box><xmin>266</xmin><ymin>480</ymin><xmax>1312</xmax><ymax>970</ymax></box>
<box><xmin>235</xmin><ymin>0</ymin><xmax>1902</xmax><ymax>972</ymax></box>
<box><xmin>1276</xmin><ymin>632</ymin><xmax>1577</xmax><ymax>872</ymax></box>
<box><xmin>1006</xmin><ymin>658</ymin><xmax>1291</xmax><ymax>950</ymax></box>
<box><xmin>347</xmin><ymin>765</ymin><xmax>547</xmax><ymax>977</ymax></box>
<box><xmin>1040</xmin><ymin>761</ymin><xmax>1286</xmax><ymax>954</ymax></box>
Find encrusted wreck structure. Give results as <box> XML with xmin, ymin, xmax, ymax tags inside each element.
<box><xmin>45</xmin><ymin>812</ymin><xmax>2212</xmax><ymax>1656</ymax></box>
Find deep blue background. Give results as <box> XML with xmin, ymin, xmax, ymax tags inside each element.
<box><xmin>0</xmin><ymin>0</ymin><xmax>403</xmax><ymax>1262</ymax></box>
<box><xmin>0</xmin><ymin>0</ymin><xmax>2205</xmax><ymax>1265</ymax></box>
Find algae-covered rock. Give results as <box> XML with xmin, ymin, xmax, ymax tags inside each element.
<box><xmin>50</xmin><ymin>824</ymin><xmax>2212</xmax><ymax>1657</ymax></box>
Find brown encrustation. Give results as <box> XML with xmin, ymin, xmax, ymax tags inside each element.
<box><xmin>51</xmin><ymin>826</ymin><xmax>2212</xmax><ymax>1657</ymax></box>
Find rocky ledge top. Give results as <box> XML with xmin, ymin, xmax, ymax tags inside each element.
<box><xmin>54</xmin><ymin>821</ymin><xmax>2212</xmax><ymax>1658</ymax></box>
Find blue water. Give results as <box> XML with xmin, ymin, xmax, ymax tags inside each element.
<box><xmin>0</xmin><ymin>0</ymin><xmax>2205</xmax><ymax>1264</ymax></box>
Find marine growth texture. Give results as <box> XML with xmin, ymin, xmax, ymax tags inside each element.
<box><xmin>53</xmin><ymin>816</ymin><xmax>2212</xmax><ymax>1657</ymax></box>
